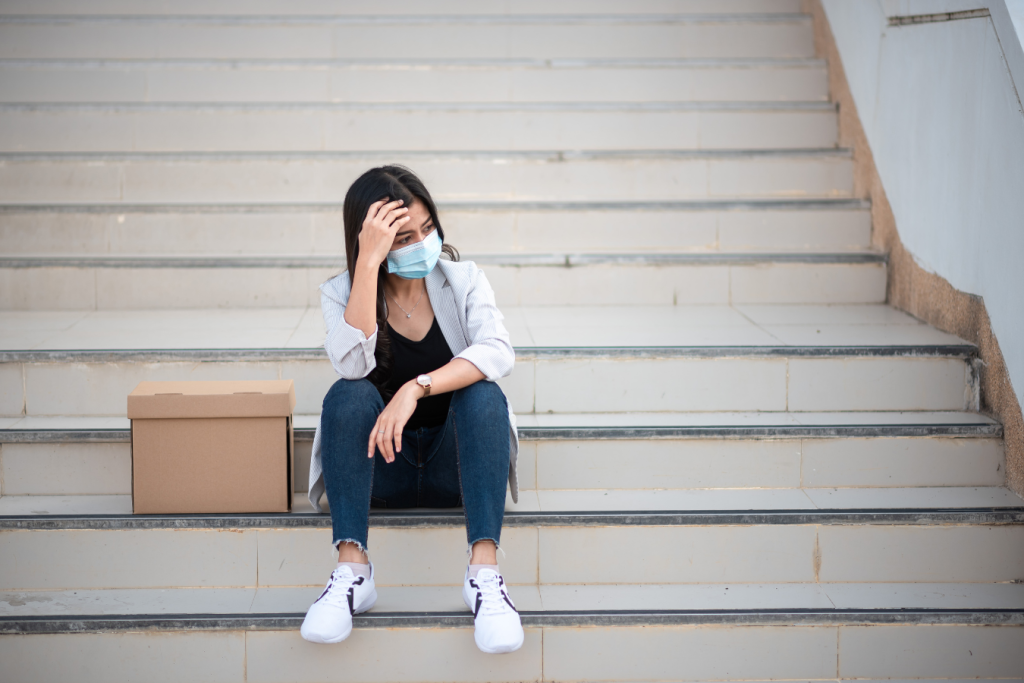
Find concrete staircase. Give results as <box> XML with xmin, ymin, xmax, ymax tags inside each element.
<box><xmin>2</xmin><ymin>1</ymin><xmax>1023</xmax><ymax>680</ymax></box>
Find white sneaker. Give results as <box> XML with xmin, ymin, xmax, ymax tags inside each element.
<box><xmin>300</xmin><ymin>563</ymin><xmax>377</xmax><ymax>644</ymax></box>
<box><xmin>463</xmin><ymin>567</ymin><xmax>525</xmax><ymax>654</ymax></box>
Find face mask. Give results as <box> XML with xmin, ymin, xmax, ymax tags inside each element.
<box><xmin>385</xmin><ymin>229</ymin><xmax>442</xmax><ymax>280</ymax></box>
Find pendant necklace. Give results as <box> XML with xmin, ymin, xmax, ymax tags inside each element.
<box><xmin>386</xmin><ymin>284</ymin><xmax>424</xmax><ymax>319</ymax></box>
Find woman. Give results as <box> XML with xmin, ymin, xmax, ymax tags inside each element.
<box><xmin>300</xmin><ymin>166</ymin><xmax>524</xmax><ymax>654</ymax></box>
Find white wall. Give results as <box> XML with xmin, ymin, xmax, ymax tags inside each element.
<box><xmin>822</xmin><ymin>0</ymin><xmax>1024</xmax><ymax>414</ymax></box>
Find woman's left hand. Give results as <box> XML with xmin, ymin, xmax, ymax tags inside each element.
<box><xmin>368</xmin><ymin>381</ymin><xmax>422</xmax><ymax>463</ymax></box>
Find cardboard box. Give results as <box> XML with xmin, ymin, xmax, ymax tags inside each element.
<box><xmin>128</xmin><ymin>380</ymin><xmax>296</xmax><ymax>514</ymax></box>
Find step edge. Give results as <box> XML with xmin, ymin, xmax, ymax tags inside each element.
<box><xmin>0</xmin><ymin>13</ymin><xmax>815</xmax><ymax>26</ymax></box>
<box><xmin>3</xmin><ymin>508</ymin><xmax>1023</xmax><ymax>530</ymax></box>
<box><xmin>0</xmin><ymin>344</ymin><xmax>975</xmax><ymax>364</ymax></box>
<box><xmin>0</xmin><ymin>423</ymin><xmax>1002</xmax><ymax>444</ymax></box>
<box><xmin>2</xmin><ymin>608</ymin><xmax>1022</xmax><ymax>634</ymax></box>
<box><xmin>0</xmin><ymin>148</ymin><xmax>854</xmax><ymax>162</ymax></box>
<box><xmin>0</xmin><ymin>198</ymin><xmax>871</xmax><ymax>213</ymax></box>
<box><xmin>0</xmin><ymin>253</ymin><xmax>888</xmax><ymax>269</ymax></box>
<box><xmin>0</xmin><ymin>100</ymin><xmax>837</xmax><ymax>112</ymax></box>
<box><xmin>0</xmin><ymin>57</ymin><xmax>830</xmax><ymax>69</ymax></box>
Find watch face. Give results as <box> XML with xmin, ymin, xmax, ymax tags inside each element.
<box><xmin>418</xmin><ymin>375</ymin><xmax>431</xmax><ymax>386</ymax></box>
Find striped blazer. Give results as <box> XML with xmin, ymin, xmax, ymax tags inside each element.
<box><xmin>307</xmin><ymin>258</ymin><xmax>519</xmax><ymax>513</ymax></box>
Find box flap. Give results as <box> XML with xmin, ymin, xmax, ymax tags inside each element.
<box><xmin>128</xmin><ymin>380</ymin><xmax>296</xmax><ymax>419</ymax></box>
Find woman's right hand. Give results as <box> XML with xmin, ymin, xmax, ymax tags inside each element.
<box><xmin>357</xmin><ymin>198</ymin><xmax>410</xmax><ymax>270</ymax></box>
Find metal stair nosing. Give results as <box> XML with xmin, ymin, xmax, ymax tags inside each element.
<box><xmin>3</xmin><ymin>507</ymin><xmax>1023</xmax><ymax>531</ymax></box>
<box><xmin>0</xmin><ymin>421</ymin><xmax>1002</xmax><ymax>445</ymax></box>
<box><xmin>4</xmin><ymin>607</ymin><xmax>1024</xmax><ymax>635</ymax></box>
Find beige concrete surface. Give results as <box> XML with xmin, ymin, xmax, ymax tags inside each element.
<box><xmin>0</xmin><ymin>107</ymin><xmax>838</xmax><ymax>153</ymax></box>
<box><xmin>0</xmin><ymin>62</ymin><xmax>830</xmax><ymax>104</ymax></box>
<box><xmin>0</xmin><ymin>154</ymin><xmax>852</xmax><ymax>204</ymax></box>
<box><xmin>0</xmin><ymin>207</ymin><xmax>873</xmax><ymax>255</ymax></box>
<box><xmin>0</xmin><ymin>0</ymin><xmax>806</xmax><ymax>17</ymax></box>
<box><xmin>0</xmin><ymin>19</ymin><xmax>815</xmax><ymax>60</ymax></box>
<box><xmin>0</xmin><ymin>260</ymin><xmax>886</xmax><ymax>310</ymax></box>
<box><xmin>0</xmin><ymin>631</ymin><xmax>247</xmax><ymax>683</ymax></box>
<box><xmin>0</xmin><ymin>353</ymin><xmax>972</xmax><ymax>416</ymax></box>
<box><xmin>805</xmin><ymin>0</ymin><xmax>1024</xmax><ymax>497</ymax></box>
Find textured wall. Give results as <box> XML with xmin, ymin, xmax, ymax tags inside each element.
<box><xmin>806</xmin><ymin>0</ymin><xmax>1024</xmax><ymax>493</ymax></box>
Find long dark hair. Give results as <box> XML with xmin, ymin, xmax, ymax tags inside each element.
<box><xmin>342</xmin><ymin>165</ymin><xmax>459</xmax><ymax>400</ymax></box>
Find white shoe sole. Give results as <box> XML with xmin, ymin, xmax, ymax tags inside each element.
<box><xmin>464</xmin><ymin>586</ymin><xmax>524</xmax><ymax>654</ymax></box>
<box><xmin>300</xmin><ymin>588</ymin><xmax>378</xmax><ymax>644</ymax></box>
<box><xmin>474</xmin><ymin>632</ymin><xmax>525</xmax><ymax>654</ymax></box>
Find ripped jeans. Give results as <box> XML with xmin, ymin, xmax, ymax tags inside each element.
<box><xmin>319</xmin><ymin>377</ymin><xmax>511</xmax><ymax>553</ymax></box>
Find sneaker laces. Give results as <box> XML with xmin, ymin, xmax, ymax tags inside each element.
<box><xmin>314</xmin><ymin>566</ymin><xmax>366</xmax><ymax>612</ymax></box>
<box><xmin>473</xmin><ymin>570</ymin><xmax>516</xmax><ymax>617</ymax></box>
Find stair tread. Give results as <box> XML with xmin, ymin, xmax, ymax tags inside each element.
<box><xmin>0</xmin><ymin>57</ymin><xmax>826</xmax><ymax>68</ymax></box>
<box><xmin>4</xmin><ymin>582</ymin><xmax>1024</xmax><ymax>619</ymax></box>
<box><xmin>1</xmin><ymin>100</ymin><xmax>835</xmax><ymax>111</ymax></box>
<box><xmin>2</xmin><ymin>487</ymin><xmax>1020</xmax><ymax>517</ymax></box>
<box><xmin>0</xmin><ymin>148</ymin><xmax>851</xmax><ymax>160</ymax></box>
<box><xmin>0</xmin><ymin>13</ymin><xmax>812</xmax><ymax>23</ymax></box>
<box><xmin>0</xmin><ymin>304</ymin><xmax>969</xmax><ymax>353</ymax></box>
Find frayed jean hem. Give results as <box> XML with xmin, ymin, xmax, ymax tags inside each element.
<box><xmin>330</xmin><ymin>537</ymin><xmax>368</xmax><ymax>556</ymax></box>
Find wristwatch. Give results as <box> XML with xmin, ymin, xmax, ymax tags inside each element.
<box><xmin>416</xmin><ymin>374</ymin><xmax>432</xmax><ymax>397</ymax></box>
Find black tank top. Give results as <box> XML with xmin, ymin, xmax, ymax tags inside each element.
<box><xmin>384</xmin><ymin>317</ymin><xmax>455</xmax><ymax>430</ymax></box>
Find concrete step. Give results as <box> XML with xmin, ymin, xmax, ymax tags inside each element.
<box><xmin>0</xmin><ymin>412</ymin><xmax>1005</xmax><ymax>496</ymax></box>
<box><xmin>4</xmin><ymin>486</ymin><xmax>1023</xmax><ymax>517</ymax></box>
<box><xmin>0</xmin><ymin>337</ymin><xmax>967</xmax><ymax>415</ymax></box>
<box><xmin>2</xmin><ymin>502</ymin><xmax>1023</xmax><ymax>591</ymax></box>
<box><xmin>0</xmin><ymin>150</ymin><xmax>855</xmax><ymax>203</ymax></box>
<box><xmin>0</xmin><ymin>14</ymin><xmax>815</xmax><ymax>60</ymax></box>
<box><xmin>0</xmin><ymin>199</ymin><xmax>871</xmax><ymax>257</ymax></box>
<box><xmin>5</xmin><ymin>303</ymin><xmax>955</xmax><ymax>350</ymax></box>
<box><xmin>6</xmin><ymin>582</ymin><xmax>1024</xmax><ymax>618</ymax></box>
<box><xmin>2</xmin><ymin>608</ymin><xmax>1021</xmax><ymax>683</ymax></box>
<box><xmin>0</xmin><ymin>102</ymin><xmax>837</xmax><ymax>153</ymax></box>
<box><xmin>0</xmin><ymin>304</ymin><xmax>974</xmax><ymax>417</ymax></box>
<box><xmin>0</xmin><ymin>0</ymin><xmax>806</xmax><ymax>17</ymax></box>
<box><xmin>0</xmin><ymin>253</ymin><xmax>887</xmax><ymax>310</ymax></box>
<box><xmin>0</xmin><ymin>58</ymin><xmax>829</xmax><ymax>104</ymax></box>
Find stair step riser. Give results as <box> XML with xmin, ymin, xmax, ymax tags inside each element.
<box><xmin>0</xmin><ymin>355</ymin><xmax>969</xmax><ymax>418</ymax></box>
<box><xmin>3</xmin><ymin>623</ymin><xmax>1022</xmax><ymax>683</ymax></box>
<box><xmin>3</xmin><ymin>524</ymin><xmax>1023</xmax><ymax>590</ymax></box>
<box><xmin>0</xmin><ymin>0</ymin><xmax>805</xmax><ymax>17</ymax></box>
<box><xmin>0</xmin><ymin>436</ymin><xmax>1005</xmax><ymax>496</ymax></box>
<box><xmin>0</xmin><ymin>108</ymin><xmax>837</xmax><ymax>153</ymax></box>
<box><xmin>0</xmin><ymin>156</ymin><xmax>854</xmax><ymax>204</ymax></box>
<box><xmin>0</xmin><ymin>21</ymin><xmax>814</xmax><ymax>61</ymax></box>
<box><xmin>0</xmin><ymin>261</ymin><xmax>887</xmax><ymax>310</ymax></box>
<box><xmin>0</xmin><ymin>63</ymin><xmax>829</xmax><ymax>104</ymax></box>
<box><xmin>0</xmin><ymin>207</ymin><xmax>871</xmax><ymax>256</ymax></box>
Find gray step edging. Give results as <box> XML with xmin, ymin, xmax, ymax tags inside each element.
<box><xmin>0</xmin><ymin>100</ymin><xmax>835</xmax><ymax>112</ymax></box>
<box><xmin>0</xmin><ymin>13</ymin><xmax>812</xmax><ymax>26</ymax></box>
<box><xmin>0</xmin><ymin>344</ymin><xmax>976</xmax><ymax>364</ymax></box>
<box><xmin>0</xmin><ymin>422</ymin><xmax>1002</xmax><ymax>444</ymax></box>
<box><xmin>0</xmin><ymin>148</ymin><xmax>852</xmax><ymax>162</ymax></box>
<box><xmin>3</xmin><ymin>508</ymin><xmax>1023</xmax><ymax>531</ymax></box>
<box><xmin>0</xmin><ymin>253</ymin><xmax>886</xmax><ymax>269</ymax></box>
<box><xmin>2</xmin><ymin>608</ymin><xmax>1022</xmax><ymax>634</ymax></box>
<box><xmin>0</xmin><ymin>198</ymin><xmax>870</xmax><ymax>214</ymax></box>
<box><xmin>0</xmin><ymin>57</ymin><xmax>829</xmax><ymax>69</ymax></box>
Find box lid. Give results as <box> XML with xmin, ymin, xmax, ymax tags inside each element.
<box><xmin>128</xmin><ymin>380</ymin><xmax>296</xmax><ymax>419</ymax></box>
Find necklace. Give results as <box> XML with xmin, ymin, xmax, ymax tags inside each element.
<box><xmin>386</xmin><ymin>284</ymin><xmax>424</xmax><ymax>319</ymax></box>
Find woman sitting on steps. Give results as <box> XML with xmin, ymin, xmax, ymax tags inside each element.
<box><xmin>300</xmin><ymin>165</ymin><xmax>524</xmax><ymax>654</ymax></box>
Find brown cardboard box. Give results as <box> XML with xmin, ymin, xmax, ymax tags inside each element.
<box><xmin>128</xmin><ymin>380</ymin><xmax>296</xmax><ymax>514</ymax></box>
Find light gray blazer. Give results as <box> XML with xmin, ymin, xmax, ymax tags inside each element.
<box><xmin>307</xmin><ymin>258</ymin><xmax>519</xmax><ymax>513</ymax></box>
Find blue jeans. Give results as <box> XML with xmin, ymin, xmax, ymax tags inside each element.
<box><xmin>320</xmin><ymin>377</ymin><xmax>511</xmax><ymax>552</ymax></box>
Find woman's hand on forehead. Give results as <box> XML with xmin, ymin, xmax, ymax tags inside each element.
<box><xmin>358</xmin><ymin>197</ymin><xmax>410</xmax><ymax>268</ymax></box>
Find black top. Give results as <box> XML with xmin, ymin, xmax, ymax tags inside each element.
<box><xmin>384</xmin><ymin>316</ymin><xmax>455</xmax><ymax>430</ymax></box>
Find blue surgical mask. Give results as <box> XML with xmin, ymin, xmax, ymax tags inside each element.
<box><xmin>386</xmin><ymin>229</ymin><xmax>442</xmax><ymax>279</ymax></box>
